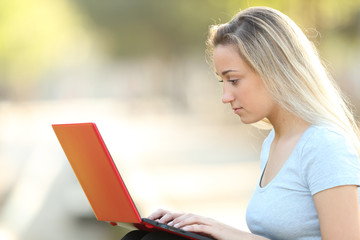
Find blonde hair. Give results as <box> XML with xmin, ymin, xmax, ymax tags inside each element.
<box><xmin>207</xmin><ymin>6</ymin><xmax>360</xmax><ymax>154</ymax></box>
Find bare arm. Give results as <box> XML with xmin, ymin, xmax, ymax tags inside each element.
<box><xmin>314</xmin><ymin>185</ymin><xmax>360</xmax><ymax>240</ymax></box>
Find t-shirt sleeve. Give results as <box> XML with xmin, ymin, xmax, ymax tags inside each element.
<box><xmin>301</xmin><ymin>128</ymin><xmax>360</xmax><ymax>195</ymax></box>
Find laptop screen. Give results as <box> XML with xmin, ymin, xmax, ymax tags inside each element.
<box><xmin>52</xmin><ymin>123</ymin><xmax>142</xmax><ymax>223</ymax></box>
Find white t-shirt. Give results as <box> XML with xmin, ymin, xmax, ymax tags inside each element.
<box><xmin>246</xmin><ymin>125</ymin><xmax>360</xmax><ymax>240</ymax></box>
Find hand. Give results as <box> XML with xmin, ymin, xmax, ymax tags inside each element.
<box><xmin>148</xmin><ymin>209</ymin><xmax>266</xmax><ymax>240</ymax></box>
<box><xmin>148</xmin><ymin>208</ymin><xmax>185</xmax><ymax>225</ymax></box>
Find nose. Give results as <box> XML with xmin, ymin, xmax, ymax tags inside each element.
<box><xmin>222</xmin><ymin>87</ymin><xmax>234</xmax><ymax>104</ymax></box>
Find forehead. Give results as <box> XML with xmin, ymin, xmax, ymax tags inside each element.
<box><xmin>213</xmin><ymin>44</ymin><xmax>240</xmax><ymax>59</ymax></box>
<box><xmin>213</xmin><ymin>44</ymin><xmax>249</xmax><ymax>74</ymax></box>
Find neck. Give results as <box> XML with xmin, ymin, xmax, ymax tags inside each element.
<box><xmin>268</xmin><ymin>107</ymin><xmax>311</xmax><ymax>140</ymax></box>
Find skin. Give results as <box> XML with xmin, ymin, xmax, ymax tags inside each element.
<box><xmin>148</xmin><ymin>44</ymin><xmax>360</xmax><ymax>240</ymax></box>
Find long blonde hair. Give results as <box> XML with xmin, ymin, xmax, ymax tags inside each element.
<box><xmin>207</xmin><ymin>6</ymin><xmax>360</xmax><ymax>154</ymax></box>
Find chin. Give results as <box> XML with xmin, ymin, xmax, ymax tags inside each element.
<box><xmin>239</xmin><ymin>118</ymin><xmax>253</xmax><ymax>124</ymax></box>
<box><xmin>239</xmin><ymin>116</ymin><xmax>262</xmax><ymax>125</ymax></box>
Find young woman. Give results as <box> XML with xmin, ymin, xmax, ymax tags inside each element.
<box><xmin>122</xmin><ymin>6</ymin><xmax>360</xmax><ymax>240</ymax></box>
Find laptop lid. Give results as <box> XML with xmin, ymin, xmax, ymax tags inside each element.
<box><xmin>53</xmin><ymin>122</ymin><xmax>214</xmax><ymax>240</ymax></box>
<box><xmin>52</xmin><ymin>122</ymin><xmax>142</xmax><ymax>223</ymax></box>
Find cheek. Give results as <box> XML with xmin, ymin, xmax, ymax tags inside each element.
<box><xmin>257</xmin><ymin>93</ymin><xmax>276</xmax><ymax>115</ymax></box>
<box><xmin>236</xmin><ymin>84</ymin><xmax>258</xmax><ymax>104</ymax></box>
<box><xmin>245</xmin><ymin>84</ymin><xmax>274</xmax><ymax>110</ymax></box>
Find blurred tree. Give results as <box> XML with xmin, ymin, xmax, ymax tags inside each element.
<box><xmin>0</xmin><ymin>0</ymin><xmax>92</xmax><ymax>99</ymax></box>
<box><xmin>72</xmin><ymin>0</ymin><xmax>360</xmax><ymax>57</ymax></box>
<box><xmin>71</xmin><ymin>0</ymin><xmax>231</xmax><ymax>57</ymax></box>
<box><xmin>0</xmin><ymin>0</ymin><xmax>359</xmax><ymax>100</ymax></box>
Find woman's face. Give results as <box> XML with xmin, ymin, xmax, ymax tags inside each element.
<box><xmin>213</xmin><ymin>44</ymin><xmax>277</xmax><ymax>124</ymax></box>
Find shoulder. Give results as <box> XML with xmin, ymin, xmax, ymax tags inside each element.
<box><xmin>299</xmin><ymin>125</ymin><xmax>360</xmax><ymax>195</ymax></box>
<box><xmin>300</xmin><ymin>125</ymin><xmax>357</xmax><ymax>155</ymax></box>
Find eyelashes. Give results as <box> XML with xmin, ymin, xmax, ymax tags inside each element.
<box><xmin>228</xmin><ymin>79</ymin><xmax>238</xmax><ymax>84</ymax></box>
<box><xmin>218</xmin><ymin>79</ymin><xmax>239</xmax><ymax>85</ymax></box>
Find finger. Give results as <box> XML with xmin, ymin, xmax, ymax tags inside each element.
<box><xmin>160</xmin><ymin>211</ymin><xmax>185</xmax><ymax>224</ymax></box>
<box><xmin>182</xmin><ymin>223</ymin><xmax>209</xmax><ymax>232</ymax></box>
<box><xmin>147</xmin><ymin>209</ymin><xmax>169</xmax><ymax>220</ymax></box>
<box><xmin>182</xmin><ymin>224</ymin><xmax>216</xmax><ymax>238</ymax></box>
<box><xmin>167</xmin><ymin>213</ymin><xmax>188</xmax><ymax>226</ymax></box>
<box><xmin>174</xmin><ymin>215</ymin><xmax>214</xmax><ymax>229</ymax></box>
<box><xmin>158</xmin><ymin>212</ymin><xmax>177</xmax><ymax>224</ymax></box>
<box><xmin>173</xmin><ymin>213</ymin><xmax>198</xmax><ymax>225</ymax></box>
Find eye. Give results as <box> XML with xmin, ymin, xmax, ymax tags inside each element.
<box><xmin>228</xmin><ymin>79</ymin><xmax>238</xmax><ymax>85</ymax></box>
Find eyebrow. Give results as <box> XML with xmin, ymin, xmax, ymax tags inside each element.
<box><xmin>216</xmin><ymin>70</ymin><xmax>239</xmax><ymax>76</ymax></box>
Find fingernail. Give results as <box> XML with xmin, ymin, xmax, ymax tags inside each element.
<box><xmin>182</xmin><ymin>226</ymin><xmax>189</xmax><ymax>231</ymax></box>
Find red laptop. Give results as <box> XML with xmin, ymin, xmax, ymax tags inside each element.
<box><xmin>52</xmin><ymin>122</ymin><xmax>212</xmax><ymax>240</ymax></box>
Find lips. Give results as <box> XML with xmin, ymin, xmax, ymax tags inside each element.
<box><xmin>232</xmin><ymin>107</ymin><xmax>243</xmax><ymax>114</ymax></box>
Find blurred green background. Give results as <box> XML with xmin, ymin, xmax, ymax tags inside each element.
<box><xmin>0</xmin><ymin>0</ymin><xmax>359</xmax><ymax>239</ymax></box>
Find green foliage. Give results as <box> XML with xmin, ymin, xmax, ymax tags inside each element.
<box><xmin>71</xmin><ymin>0</ymin><xmax>360</xmax><ymax>57</ymax></box>
<box><xmin>0</xmin><ymin>0</ymin><xmax>359</xmax><ymax>99</ymax></box>
<box><xmin>0</xmin><ymin>0</ymin><xmax>89</xmax><ymax>97</ymax></box>
<box><xmin>71</xmin><ymin>0</ymin><xmax>230</xmax><ymax>56</ymax></box>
